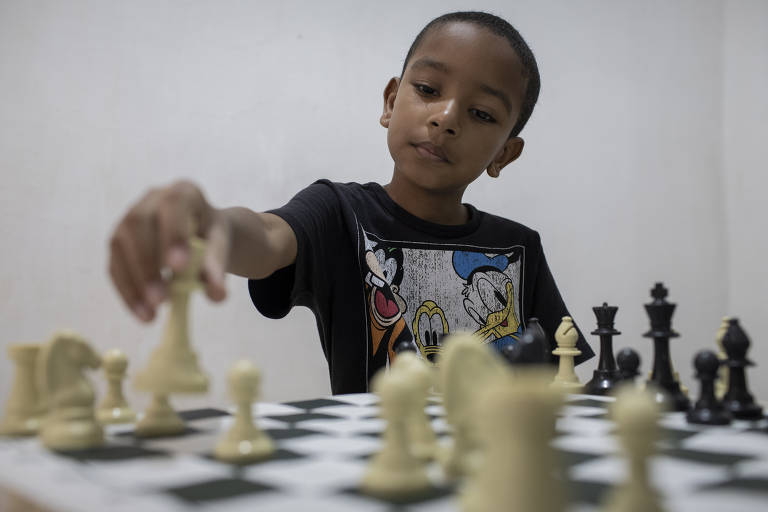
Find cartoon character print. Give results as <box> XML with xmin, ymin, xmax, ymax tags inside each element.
<box><xmin>363</xmin><ymin>238</ymin><xmax>414</xmax><ymax>369</ymax></box>
<box><xmin>452</xmin><ymin>250</ymin><xmax>523</xmax><ymax>351</ymax></box>
<box><xmin>412</xmin><ymin>300</ymin><xmax>449</xmax><ymax>364</ymax></box>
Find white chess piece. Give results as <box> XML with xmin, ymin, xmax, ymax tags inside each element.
<box><xmin>552</xmin><ymin>316</ymin><xmax>582</xmax><ymax>389</ymax></box>
<box><xmin>97</xmin><ymin>349</ymin><xmax>136</xmax><ymax>424</ymax></box>
<box><xmin>462</xmin><ymin>369</ymin><xmax>565</xmax><ymax>512</ymax></box>
<box><xmin>438</xmin><ymin>332</ymin><xmax>507</xmax><ymax>478</ymax></box>
<box><xmin>37</xmin><ymin>330</ymin><xmax>104</xmax><ymax>451</ymax></box>
<box><xmin>134</xmin><ymin>237</ymin><xmax>209</xmax><ymax>436</ymax></box>
<box><xmin>0</xmin><ymin>344</ymin><xmax>45</xmax><ymax>436</ymax></box>
<box><xmin>602</xmin><ymin>387</ymin><xmax>666</xmax><ymax>512</ymax></box>
<box><xmin>393</xmin><ymin>352</ymin><xmax>437</xmax><ymax>461</ymax></box>
<box><xmin>714</xmin><ymin>316</ymin><xmax>731</xmax><ymax>399</ymax></box>
<box><xmin>361</xmin><ymin>367</ymin><xmax>432</xmax><ymax>499</ymax></box>
<box><xmin>214</xmin><ymin>360</ymin><xmax>274</xmax><ymax>463</ymax></box>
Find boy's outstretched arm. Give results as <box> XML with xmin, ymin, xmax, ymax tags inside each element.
<box><xmin>108</xmin><ymin>180</ymin><xmax>297</xmax><ymax>323</ymax></box>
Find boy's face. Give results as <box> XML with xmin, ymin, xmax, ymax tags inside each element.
<box><xmin>381</xmin><ymin>22</ymin><xmax>527</xmax><ymax>195</ymax></box>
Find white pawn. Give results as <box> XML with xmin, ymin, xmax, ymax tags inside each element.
<box><xmin>602</xmin><ymin>387</ymin><xmax>666</xmax><ymax>512</ymax></box>
<box><xmin>361</xmin><ymin>367</ymin><xmax>432</xmax><ymax>499</ymax></box>
<box><xmin>0</xmin><ymin>344</ymin><xmax>45</xmax><ymax>436</ymax></box>
<box><xmin>462</xmin><ymin>370</ymin><xmax>565</xmax><ymax>512</ymax></box>
<box><xmin>552</xmin><ymin>316</ymin><xmax>582</xmax><ymax>389</ymax></box>
<box><xmin>97</xmin><ymin>349</ymin><xmax>136</xmax><ymax>424</ymax></box>
<box><xmin>214</xmin><ymin>360</ymin><xmax>274</xmax><ymax>463</ymax></box>
<box><xmin>394</xmin><ymin>352</ymin><xmax>438</xmax><ymax>461</ymax></box>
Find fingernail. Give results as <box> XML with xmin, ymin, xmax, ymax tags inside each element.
<box><xmin>133</xmin><ymin>303</ymin><xmax>153</xmax><ymax>321</ymax></box>
<box><xmin>146</xmin><ymin>282</ymin><xmax>166</xmax><ymax>307</ymax></box>
<box><xmin>168</xmin><ymin>246</ymin><xmax>188</xmax><ymax>269</ymax></box>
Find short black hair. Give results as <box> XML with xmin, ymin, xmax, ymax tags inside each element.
<box><xmin>401</xmin><ymin>11</ymin><xmax>540</xmax><ymax>138</ymax></box>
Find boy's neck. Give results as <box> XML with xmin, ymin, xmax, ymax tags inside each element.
<box><xmin>382</xmin><ymin>176</ymin><xmax>470</xmax><ymax>226</ymax></box>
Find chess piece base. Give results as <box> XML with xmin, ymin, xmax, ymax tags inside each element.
<box><xmin>360</xmin><ymin>463</ymin><xmax>432</xmax><ymax>499</ymax></box>
<box><xmin>585</xmin><ymin>370</ymin><xmax>620</xmax><ymax>396</ymax></box>
<box><xmin>41</xmin><ymin>411</ymin><xmax>104</xmax><ymax>451</ymax></box>
<box><xmin>723</xmin><ymin>400</ymin><xmax>764</xmax><ymax>420</ymax></box>
<box><xmin>135</xmin><ymin>394</ymin><xmax>185</xmax><ymax>437</ymax></box>
<box><xmin>686</xmin><ymin>407</ymin><xmax>731</xmax><ymax>425</ymax></box>
<box><xmin>97</xmin><ymin>406</ymin><xmax>137</xmax><ymax>425</ymax></box>
<box><xmin>0</xmin><ymin>415</ymin><xmax>41</xmax><ymax>437</ymax></box>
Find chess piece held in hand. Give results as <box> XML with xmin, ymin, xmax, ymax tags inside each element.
<box><xmin>214</xmin><ymin>360</ymin><xmax>274</xmax><ymax>463</ymax></box>
<box><xmin>134</xmin><ymin>237</ymin><xmax>210</xmax><ymax>436</ymax></box>
<box><xmin>38</xmin><ymin>330</ymin><xmax>104</xmax><ymax>451</ymax></box>
<box><xmin>0</xmin><ymin>344</ymin><xmax>46</xmax><ymax>436</ymax></box>
<box><xmin>97</xmin><ymin>349</ymin><xmax>136</xmax><ymax>424</ymax></box>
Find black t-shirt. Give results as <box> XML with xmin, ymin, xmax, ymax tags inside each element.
<box><xmin>249</xmin><ymin>180</ymin><xmax>594</xmax><ymax>394</ymax></box>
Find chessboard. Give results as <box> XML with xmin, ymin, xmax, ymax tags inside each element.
<box><xmin>0</xmin><ymin>392</ymin><xmax>766</xmax><ymax>512</ymax></box>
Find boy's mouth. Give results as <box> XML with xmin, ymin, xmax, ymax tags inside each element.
<box><xmin>412</xmin><ymin>142</ymin><xmax>450</xmax><ymax>163</ymax></box>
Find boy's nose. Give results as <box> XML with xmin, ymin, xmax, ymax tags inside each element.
<box><xmin>427</xmin><ymin>100</ymin><xmax>460</xmax><ymax>136</ymax></box>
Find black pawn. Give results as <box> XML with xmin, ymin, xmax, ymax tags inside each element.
<box><xmin>687</xmin><ymin>350</ymin><xmax>732</xmax><ymax>425</ymax></box>
<box><xmin>643</xmin><ymin>283</ymin><xmax>690</xmax><ymax>411</ymax></box>
<box><xmin>501</xmin><ymin>318</ymin><xmax>549</xmax><ymax>366</ymax></box>
<box><xmin>722</xmin><ymin>319</ymin><xmax>764</xmax><ymax>420</ymax></box>
<box><xmin>585</xmin><ymin>303</ymin><xmax>621</xmax><ymax>395</ymax></box>
<box><xmin>616</xmin><ymin>348</ymin><xmax>641</xmax><ymax>383</ymax></box>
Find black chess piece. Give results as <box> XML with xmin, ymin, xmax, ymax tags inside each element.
<box><xmin>643</xmin><ymin>283</ymin><xmax>690</xmax><ymax>411</ymax></box>
<box><xmin>501</xmin><ymin>318</ymin><xmax>549</xmax><ymax>366</ymax></box>
<box><xmin>393</xmin><ymin>338</ymin><xmax>418</xmax><ymax>355</ymax></box>
<box><xmin>687</xmin><ymin>350</ymin><xmax>732</xmax><ymax>425</ymax></box>
<box><xmin>616</xmin><ymin>348</ymin><xmax>641</xmax><ymax>383</ymax></box>
<box><xmin>585</xmin><ymin>303</ymin><xmax>621</xmax><ymax>395</ymax></box>
<box><xmin>722</xmin><ymin>319</ymin><xmax>764</xmax><ymax>420</ymax></box>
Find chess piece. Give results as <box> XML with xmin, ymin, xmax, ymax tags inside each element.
<box><xmin>361</xmin><ymin>367</ymin><xmax>432</xmax><ymax>499</ymax></box>
<box><xmin>462</xmin><ymin>370</ymin><xmax>564</xmax><ymax>512</ymax></box>
<box><xmin>616</xmin><ymin>348</ymin><xmax>641</xmax><ymax>384</ymax></box>
<box><xmin>714</xmin><ymin>316</ymin><xmax>731</xmax><ymax>400</ymax></box>
<box><xmin>687</xmin><ymin>350</ymin><xmax>731</xmax><ymax>425</ymax></box>
<box><xmin>551</xmin><ymin>316</ymin><xmax>582</xmax><ymax>390</ymax></box>
<box><xmin>439</xmin><ymin>332</ymin><xmax>506</xmax><ymax>478</ymax></box>
<box><xmin>721</xmin><ymin>319</ymin><xmax>763</xmax><ymax>420</ymax></box>
<box><xmin>37</xmin><ymin>330</ymin><xmax>104</xmax><ymax>451</ymax></box>
<box><xmin>501</xmin><ymin>318</ymin><xmax>549</xmax><ymax>366</ymax></box>
<box><xmin>0</xmin><ymin>344</ymin><xmax>45</xmax><ymax>436</ymax></box>
<box><xmin>643</xmin><ymin>283</ymin><xmax>690</xmax><ymax>411</ymax></box>
<box><xmin>214</xmin><ymin>360</ymin><xmax>274</xmax><ymax>463</ymax></box>
<box><xmin>602</xmin><ymin>386</ymin><xmax>665</xmax><ymax>512</ymax></box>
<box><xmin>97</xmin><ymin>349</ymin><xmax>136</xmax><ymax>424</ymax></box>
<box><xmin>393</xmin><ymin>352</ymin><xmax>437</xmax><ymax>461</ymax></box>
<box><xmin>134</xmin><ymin>237</ymin><xmax>209</xmax><ymax>436</ymax></box>
<box><xmin>585</xmin><ymin>303</ymin><xmax>621</xmax><ymax>395</ymax></box>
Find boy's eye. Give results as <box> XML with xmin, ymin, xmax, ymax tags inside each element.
<box><xmin>414</xmin><ymin>83</ymin><xmax>438</xmax><ymax>96</ymax></box>
<box><xmin>471</xmin><ymin>108</ymin><xmax>496</xmax><ymax>123</ymax></box>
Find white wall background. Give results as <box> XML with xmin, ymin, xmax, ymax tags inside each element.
<box><xmin>1</xmin><ymin>0</ymin><xmax>765</xmax><ymax>410</ymax></box>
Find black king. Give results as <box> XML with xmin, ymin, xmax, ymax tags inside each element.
<box><xmin>644</xmin><ymin>283</ymin><xmax>690</xmax><ymax>411</ymax></box>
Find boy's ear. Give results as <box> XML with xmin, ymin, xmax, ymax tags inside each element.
<box><xmin>380</xmin><ymin>77</ymin><xmax>400</xmax><ymax>128</ymax></box>
<box><xmin>487</xmin><ymin>137</ymin><xmax>525</xmax><ymax>178</ymax></box>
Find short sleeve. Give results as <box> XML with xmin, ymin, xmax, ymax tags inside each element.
<box><xmin>529</xmin><ymin>235</ymin><xmax>595</xmax><ymax>365</ymax></box>
<box><xmin>248</xmin><ymin>180</ymin><xmax>343</xmax><ymax>319</ymax></box>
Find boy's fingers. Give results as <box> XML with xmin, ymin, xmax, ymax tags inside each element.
<box><xmin>124</xmin><ymin>203</ymin><xmax>167</xmax><ymax>308</ymax></box>
<box><xmin>156</xmin><ymin>181</ymin><xmax>211</xmax><ymax>273</ymax></box>
<box><xmin>201</xmin><ymin>220</ymin><xmax>230</xmax><ymax>302</ymax></box>
<box><xmin>108</xmin><ymin>240</ymin><xmax>155</xmax><ymax>322</ymax></box>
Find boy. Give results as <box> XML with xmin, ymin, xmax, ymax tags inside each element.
<box><xmin>109</xmin><ymin>11</ymin><xmax>594</xmax><ymax>394</ymax></box>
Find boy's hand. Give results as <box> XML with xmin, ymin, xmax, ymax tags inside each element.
<box><xmin>109</xmin><ymin>180</ymin><xmax>230</xmax><ymax>322</ymax></box>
